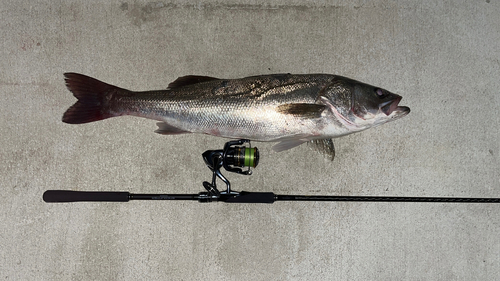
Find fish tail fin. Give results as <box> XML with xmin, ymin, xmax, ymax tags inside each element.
<box><xmin>62</xmin><ymin>73</ymin><xmax>121</xmax><ymax>124</ymax></box>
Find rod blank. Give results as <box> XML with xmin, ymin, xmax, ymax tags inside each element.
<box><xmin>275</xmin><ymin>195</ymin><xmax>500</xmax><ymax>203</ymax></box>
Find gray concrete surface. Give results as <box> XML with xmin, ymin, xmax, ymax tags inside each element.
<box><xmin>1</xmin><ymin>0</ymin><xmax>499</xmax><ymax>280</ymax></box>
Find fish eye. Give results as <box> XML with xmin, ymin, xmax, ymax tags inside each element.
<box><xmin>375</xmin><ymin>88</ymin><xmax>386</xmax><ymax>99</ymax></box>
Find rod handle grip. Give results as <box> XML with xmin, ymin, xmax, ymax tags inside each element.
<box><xmin>43</xmin><ymin>190</ymin><xmax>130</xmax><ymax>203</ymax></box>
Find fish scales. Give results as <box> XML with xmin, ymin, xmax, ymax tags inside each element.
<box><xmin>108</xmin><ymin>74</ymin><xmax>332</xmax><ymax>140</ymax></box>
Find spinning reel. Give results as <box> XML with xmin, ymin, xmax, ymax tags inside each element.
<box><xmin>201</xmin><ymin>139</ymin><xmax>259</xmax><ymax>200</ymax></box>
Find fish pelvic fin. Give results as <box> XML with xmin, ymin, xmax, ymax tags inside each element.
<box><xmin>308</xmin><ymin>138</ymin><xmax>335</xmax><ymax>161</ymax></box>
<box><xmin>62</xmin><ymin>73</ymin><xmax>124</xmax><ymax>124</ymax></box>
<box><xmin>271</xmin><ymin>134</ymin><xmax>313</xmax><ymax>152</ymax></box>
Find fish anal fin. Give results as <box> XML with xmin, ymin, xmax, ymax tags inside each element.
<box><xmin>308</xmin><ymin>138</ymin><xmax>335</xmax><ymax>161</ymax></box>
<box><xmin>276</xmin><ymin>103</ymin><xmax>326</xmax><ymax>118</ymax></box>
<box><xmin>154</xmin><ymin>122</ymin><xmax>191</xmax><ymax>135</ymax></box>
<box><xmin>167</xmin><ymin>75</ymin><xmax>220</xmax><ymax>89</ymax></box>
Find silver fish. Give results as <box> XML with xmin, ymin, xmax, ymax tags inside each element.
<box><xmin>62</xmin><ymin>73</ymin><xmax>410</xmax><ymax>159</ymax></box>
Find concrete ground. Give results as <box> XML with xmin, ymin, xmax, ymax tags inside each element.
<box><xmin>1</xmin><ymin>0</ymin><xmax>499</xmax><ymax>280</ymax></box>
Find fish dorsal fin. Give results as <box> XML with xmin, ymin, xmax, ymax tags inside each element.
<box><xmin>276</xmin><ymin>103</ymin><xmax>327</xmax><ymax>118</ymax></box>
<box><xmin>167</xmin><ymin>75</ymin><xmax>220</xmax><ymax>89</ymax></box>
<box><xmin>308</xmin><ymin>138</ymin><xmax>335</xmax><ymax>161</ymax></box>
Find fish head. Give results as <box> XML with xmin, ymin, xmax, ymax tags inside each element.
<box><xmin>321</xmin><ymin>77</ymin><xmax>410</xmax><ymax>131</ymax></box>
<box><xmin>351</xmin><ymin>83</ymin><xmax>410</xmax><ymax>126</ymax></box>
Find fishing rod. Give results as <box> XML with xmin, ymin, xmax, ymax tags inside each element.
<box><xmin>43</xmin><ymin>139</ymin><xmax>500</xmax><ymax>204</ymax></box>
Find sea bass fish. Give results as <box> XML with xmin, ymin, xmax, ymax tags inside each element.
<box><xmin>62</xmin><ymin>73</ymin><xmax>410</xmax><ymax>159</ymax></box>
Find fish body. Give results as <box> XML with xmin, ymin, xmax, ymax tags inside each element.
<box><xmin>63</xmin><ymin>73</ymin><xmax>410</xmax><ymax>159</ymax></box>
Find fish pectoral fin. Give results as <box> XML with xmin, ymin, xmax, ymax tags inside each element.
<box><xmin>154</xmin><ymin>122</ymin><xmax>191</xmax><ymax>135</ymax></box>
<box><xmin>308</xmin><ymin>138</ymin><xmax>335</xmax><ymax>161</ymax></box>
<box><xmin>276</xmin><ymin>103</ymin><xmax>327</xmax><ymax>118</ymax></box>
<box><xmin>167</xmin><ymin>75</ymin><xmax>220</xmax><ymax>89</ymax></box>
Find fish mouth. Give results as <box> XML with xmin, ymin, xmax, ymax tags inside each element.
<box><xmin>380</xmin><ymin>96</ymin><xmax>410</xmax><ymax>117</ymax></box>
